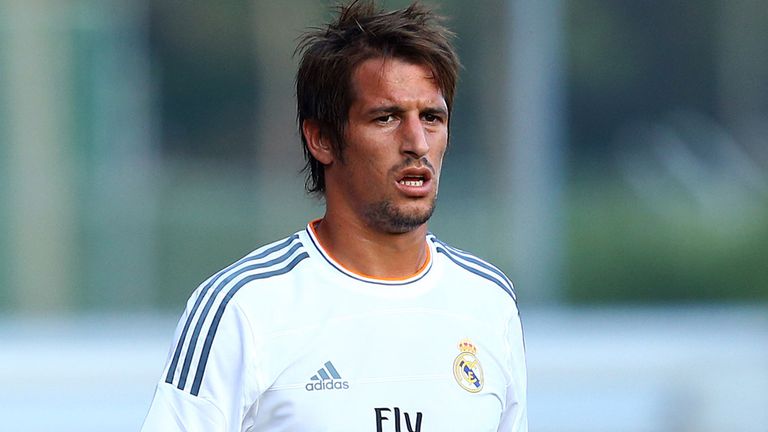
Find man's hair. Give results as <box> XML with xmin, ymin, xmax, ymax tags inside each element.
<box><xmin>295</xmin><ymin>0</ymin><xmax>460</xmax><ymax>195</ymax></box>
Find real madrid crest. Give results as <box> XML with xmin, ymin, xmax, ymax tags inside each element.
<box><xmin>453</xmin><ymin>338</ymin><xmax>483</xmax><ymax>393</ymax></box>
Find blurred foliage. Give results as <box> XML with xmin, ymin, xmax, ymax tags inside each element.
<box><xmin>567</xmin><ymin>175</ymin><xmax>768</xmax><ymax>303</ymax></box>
<box><xmin>567</xmin><ymin>0</ymin><xmax>719</xmax><ymax>163</ymax></box>
<box><xmin>149</xmin><ymin>0</ymin><xmax>258</xmax><ymax>162</ymax></box>
<box><xmin>562</xmin><ymin>0</ymin><xmax>768</xmax><ymax>303</ymax></box>
<box><xmin>0</xmin><ymin>51</ymin><xmax>8</xmax><ymax>309</ymax></box>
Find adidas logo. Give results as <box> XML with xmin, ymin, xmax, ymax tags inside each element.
<box><xmin>305</xmin><ymin>361</ymin><xmax>350</xmax><ymax>391</ymax></box>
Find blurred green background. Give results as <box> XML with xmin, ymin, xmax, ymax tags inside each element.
<box><xmin>1</xmin><ymin>0</ymin><xmax>767</xmax><ymax>313</ymax></box>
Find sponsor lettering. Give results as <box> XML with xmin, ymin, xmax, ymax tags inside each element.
<box><xmin>374</xmin><ymin>407</ymin><xmax>422</xmax><ymax>432</ymax></box>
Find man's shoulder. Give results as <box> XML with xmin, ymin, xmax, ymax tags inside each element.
<box><xmin>427</xmin><ymin>234</ymin><xmax>517</xmax><ymax>304</ymax></box>
<box><xmin>243</xmin><ymin>231</ymin><xmax>306</xmax><ymax>261</ymax></box>
<box><xmin>228</xmin><ymin>229</ymin><xmax>312</xmax><ymax>279</ymax></box>
<box><xmin>193</xmin><ymin>230</ymin><xmax>312</xmax><ymax>300</ymax></box>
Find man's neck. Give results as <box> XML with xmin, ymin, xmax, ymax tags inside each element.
<box><xmin>312</xmin><ymin>214</ymin><xmax>429</xmax><ymax>280</ymax></box>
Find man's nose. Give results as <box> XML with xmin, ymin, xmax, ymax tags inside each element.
<box><xmin>399</xmin><ymin>115</ymin><xmax>429</xmax><ymax>158</ymax></box>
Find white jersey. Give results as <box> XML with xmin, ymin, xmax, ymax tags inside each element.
<box><xmin>142</xmin><ymin>221</ymin><xmax>527</xmax><ymax>432</ymax></box>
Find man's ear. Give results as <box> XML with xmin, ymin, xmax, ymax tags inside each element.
<box><xmin>303</xmin><ymin>119</ymin><xmax>334</xmax><ymax>165</ymax></box>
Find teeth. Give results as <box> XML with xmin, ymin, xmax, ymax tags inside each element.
<box><xmin>399</xmin><ymin>180</ymin><xmax>424</xmax><ymax>187</ymax></box>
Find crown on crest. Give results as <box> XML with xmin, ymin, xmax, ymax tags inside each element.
<box><xmin>458</xmin><ymin>339</ymin><xmax>477</xmax><ymax>354</ymax></box>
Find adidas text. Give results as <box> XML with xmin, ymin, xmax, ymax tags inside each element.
<box><xmin>305</xmin><ymin>379</ymin><xmax>350</xmax><ymax>391</ymax></box>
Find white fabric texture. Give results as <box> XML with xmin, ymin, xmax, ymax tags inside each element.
<box><xmin>142</xmin><ymin>223</ymin><xmax>527</xmax><ymax>431</ymax></box>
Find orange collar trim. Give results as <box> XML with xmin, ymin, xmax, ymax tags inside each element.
<box><xmin>307</xmin><ymin>219</ymin><xmax>432</xmax><ymax>283</ymax></box>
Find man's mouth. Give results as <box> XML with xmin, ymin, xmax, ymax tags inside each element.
<box><xmin>398</xmin><ymin>175</ymin><xmax>425</xmax><ymax>187</ymax></box>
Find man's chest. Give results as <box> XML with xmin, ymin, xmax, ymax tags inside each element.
<box><xmin>246</xmin><ymin>308</ymin><xmax>509</xmax><ymax>431</ymax></box>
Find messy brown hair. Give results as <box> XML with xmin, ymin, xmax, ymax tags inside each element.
<box><xmin>296</xmin><ymin>0</ymin><xmax>460</xmax><ymax>195</ymax></box>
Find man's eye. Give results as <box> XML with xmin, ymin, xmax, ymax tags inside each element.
<box><xmin>423</xmin><ymin>113</ymin><xmax>443</xmax><ymax>123</ymax></box>
<box><xmin>377</xmin><ymin>115</ymin><xmax>395</xmax><ymax>123</ymax></box>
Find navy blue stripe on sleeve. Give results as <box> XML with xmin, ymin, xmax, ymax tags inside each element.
<box><xmin>431</xmin><ymin>238</ymin><xmax>517</xmax><ymax>302</ymax></box>
<box><xmin>165</xmin><ymin>234</ymin><xmax>299</xmax><ymax>390</ymax></box>
<box><xmin>190</xmin><ymin>251</ymin><xmax>310</xmax><ymax>396</ymax></box>
<box><xmin>432</xmin><ymin>238</ymin><xmax>515</xmax><ymax>296</ymax></box>
<box><xmin>165</xmin><ymin>235</ymin><xmax>300</xmax><ymax>385</ymax></box>
<box><xmin>177</xmin><ymin>241</ymin><xmax>304</xmax><ymax>391</ymax></box>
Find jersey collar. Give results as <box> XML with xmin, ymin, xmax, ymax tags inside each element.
<box><xmin>305</xmin><ymin>219</ymin><xmax>433</xmax><ymax>286</ymax></box>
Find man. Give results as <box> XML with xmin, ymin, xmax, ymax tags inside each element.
<box><xmin>142</xmin><ymin>1</ymin><xmax>527</xmax><ymax>431</ymax></box>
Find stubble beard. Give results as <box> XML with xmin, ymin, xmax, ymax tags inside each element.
<box><xmin>363</xmin><ymin>196</ymin><xmax>437</xmax><ymax>234</ymax></box>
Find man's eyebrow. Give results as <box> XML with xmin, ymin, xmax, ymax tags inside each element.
<box><xmin>422</xmin><ymin>106</ymin><xmax>448</xmax><ymax>116</ymax></box>
<box><xmin>365</xmin><ymin>105</ymin><xmax>448</xmax><ymax>116</ymax></box>
<box><xmin>366</xmin><ymin>105</ymin><xmax>404</xmax><ymax>115</ymax></box>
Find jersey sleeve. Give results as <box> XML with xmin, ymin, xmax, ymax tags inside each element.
<box><xmin>497</xmin><ymin>304</ymin><xmax>528</xmax><ymax>432</ymax></box>
<box><xmin>142</xmin><ymin>382</ymin><xmax>227</xmax><ymax>431</ymax></box>
<box><xmin>142</xmin><ymin>290</ymin><xmax>262</xmax><ymax>432</ymax></box>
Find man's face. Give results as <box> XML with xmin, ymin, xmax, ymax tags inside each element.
<box><xmin>326</xmin><ymin>57</ymin><xmax>449</xmax><ymax>234</ymax></box>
